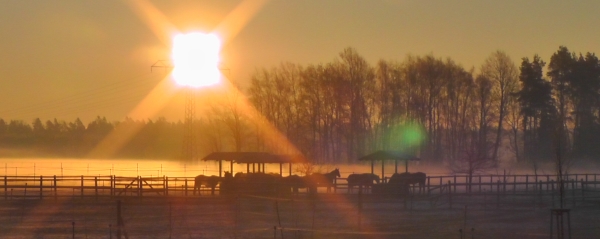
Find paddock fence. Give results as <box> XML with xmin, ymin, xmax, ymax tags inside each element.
<box><xmin>3</xmin><ymin>173</ymin><xmax>600</xmax><ymax>204</ymax></box>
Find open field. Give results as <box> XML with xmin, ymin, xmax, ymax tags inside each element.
<box><xmin>2</xmin><ymin>158</ymin><xmax>600</xmax><ymax>238</ymax></box>
<box><xmin>1</xmin><ymin>192</ymin><xmax>600</xmax><ymax>239</ymax></box>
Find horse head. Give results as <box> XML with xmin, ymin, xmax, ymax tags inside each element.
<box><xmin>372</xmin><ymin>174</ymin><xmax>380</xmax><ymax>184</ymax></box>
<box><xmin>333</xmin><ymin>168</ymin><xmax>341</xmax><ymax>178</ymax></box>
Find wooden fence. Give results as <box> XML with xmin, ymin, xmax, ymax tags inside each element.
<box><xmin>3</xmin><ymin>174</ymin><xmax>600</xmax><ymax>202</ymax></box>
<box><xmin>0</xmin><ymin>175</ymin><xmax>207</xmax><ymax>199</ymax></box>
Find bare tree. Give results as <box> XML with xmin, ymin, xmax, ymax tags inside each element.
<box><xmin>480</xmin><ymin>51</ymin><xmax>519</xmax><ymax>165</ymax></box>
<box><xmin>451</xmin><ymin>75</ymin><xmax>496</xmax><ymax>192</ymax></box>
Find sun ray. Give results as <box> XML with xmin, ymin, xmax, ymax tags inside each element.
<box><xmin>87</xmin><ymin>73</ymin><xmax>177</xmax><ymax>158</ymax></box>
<box><xmin>213</xmin><ymin>0</ymin><xmax>270</xmax><ymax>46</ymax></box>
<box><xmin>124</xmin><ymin>0</ymin><xmax>178</xmax><ymax>46</ymax></box>
<box><xmin>115</xmin><ymin>1</ymin><xmax>379</xmax><ymax>233</ymax></box>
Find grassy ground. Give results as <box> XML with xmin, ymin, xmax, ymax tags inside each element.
<box><xmin>0</xmin><ymin>193</ymin><xmax>599</xmax><ymax>238</ymax></box>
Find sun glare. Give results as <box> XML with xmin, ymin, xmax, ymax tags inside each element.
<box><xmin>171</xmin><ymin>32</ymin><xmax>221</xmax><ymax>87</ymax></box>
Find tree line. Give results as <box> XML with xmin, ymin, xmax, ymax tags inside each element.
<box><xmin>245</xmin><ymin>46</ymin><xmax>600</xmax><ymax>174</ymax></box>
<box><xmin>2</xmin><ymin>46</ymin><xmax>599</xmax><ymax>174</ymax></box>
<box><xmin>0</xmin><ymin>116</ymin><xmax>182</xmax><ymax>158</ymax></box>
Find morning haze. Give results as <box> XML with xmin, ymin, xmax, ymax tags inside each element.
<box><xmin>1</xmin><ymin>1</ymin><xmax>600</xmax><ymax>238</ymax></box>
<box><xmin>0</xmin><ymin>0</ymin><xmax>598</xmax><ymax>123</ymax></box>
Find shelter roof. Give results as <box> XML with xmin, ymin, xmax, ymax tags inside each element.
<box><xmin>201</xmin><ymin>152</ymin><xmax>302</xmax><ymax>164</ymax></box>
<box><xmin>357</xmin><ymin>150</ymin><xmax>419</xmax><ymax>162</ymax></box>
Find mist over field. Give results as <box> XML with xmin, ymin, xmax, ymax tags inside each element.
<box><xmin>3</xmin><ymin>156</ymin><xmax>600</xmax><ymax>179</ymax></box>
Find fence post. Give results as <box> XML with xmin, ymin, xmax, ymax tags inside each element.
<box><xmin>54</xmin><ymin>175</ymin><xmax>57</xmax><ymax>200</ymax></box>
<box><xmin>539</xmin><ymin>180</ymin><xmax>543</xmax><ymax>207</ymax></box>
<box><xmin>39</xmin><ymin>175</ymin><xmax>43</xmax><ymax>200</ymax></box>
<box><xmin>496</xmin><ymin>180</ymin><xmax>500</xmax><ymax>209</ymax></box>
<box><xmin>165</xmin><ymin>176</ymin><xmax>169</xmax><ymax>196</ymax></box>
<box><xmin>117</xmin><ymin>200</ymin><xmax>122</xmax><ymax>239</ymax></box>
<box><xmin>513</xmin><ymin>175</ymin><xmax>517</xmax><ymax>194</ymax></box>
<box><xmin>551</xmin><ymin>180</ymin><xmax>555</xmax><ymax>208</ymax></box>
<box><xmin>525</xmin><ymin>175</ymin><xmax>529</xmax><ymax>192</ymax></box>
<box><xmin>95</xmin><ymin>177</ymin><xmax>98</xmax><ymax>200</ymax></box>
<box><xmin>138</xmin><ymin>176</ymin><xmax>142</xmax><ymax>198</ymax></box>
<box><xmin>427</xmin><ymin>177</ymin><xmax>431</xmax><ymax>196</ymax></box>
<box><xmin>110</xmin><ymin>176</ymin><xmax>114</xmax><ymax>198</ymax></box>
<box><xmin>80</xmin><ymin>175</ymin><xmax>84</xmax><ymax>198</ymax></box>
<box><xmin>581</xmin><ymin>179</ymin><xmax>585</xmax><ymax>203</ymax></box>
<box><xmin>4</xmin><ymin>176</ymin><xmax>6</xmax><ymax>200</ymax></box>
<box><xmin>483</xmin><ymin>188</ymin><xmax>487</xmax><ymax>210</ymax></box>
<box><xmin>479</xmin><ymin>176</ymin><xmax>482</xmax><ymax>193</ymax></box>
<box><xmin>448</xmin><ymin>180</ymin><xmax>452</xmax><ymax>209</ymax></box>
<box><xmin>572</xmin><ymin>180</ymin><xmax>576</xmax><ymax>207</ymax></box>
<box><xmin>358</xmin><ymin>185</ymin><xmax>363</xmax><ymax>230</ymax></box>
<box><xmin>453</xmin><ymin>175</ymin><xmax>457</xmax><ymax>193</ymax></box>
<box><xmin>185</xmin><ymin>178</ymin><xmax>188</xmax><ymax>196</ymax></box>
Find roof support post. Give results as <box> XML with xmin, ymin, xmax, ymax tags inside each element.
<box><xmin>219</xmin><ymin>160</ymin><xmax>222</xmax><ymax>177</ymax></box>
<box><xmin>382</xmin><ymin>160</ymin><xmax>385</xmax><ymax>179</ymax></box>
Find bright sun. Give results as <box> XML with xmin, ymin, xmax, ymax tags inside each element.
<box><xmin>171</xmin><ymin>32</ymin><xmax>221</xmax><ymax>87</ymax></box>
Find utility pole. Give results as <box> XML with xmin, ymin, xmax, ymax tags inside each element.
<box><xmin>151</xmin><ymin>60</ymin><xmax>229</xmax><ymax>162</ymax></box>
<box><xmin>151</xmin><ymin>61</ymin><xmax>197</xmax><ymax>161</ymax></box>
<box><xmin>182</xmin><ymin>87</ymin><xmax>197</xmax><ymax>161</ymax></box>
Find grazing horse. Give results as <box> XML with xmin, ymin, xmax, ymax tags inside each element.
<box><xmin>390</xmin><ymin>172</ymin><xmax>427</xmax><ymax>194</ymax></box>
<box><xmin>231</xmin><ymin>172</ymin><xmax>280</xmax><ymax>194</ymax></box>
<box><xmin>282</xmin><ymin>175</ymin><xmax>309</xmax><ymax>194</ymax></box>
<box><xmin>308</xmin><ymin>168</ymin><xmax>341</xmax><ymax>193</ymax></box>
<box><xmin>194</xmin><ymin>175</ymin><xmax>220</xmax><ymax>195</ymax></box>
<box><xmin>346</xmin><ymin>173</ymin><xmax>380</xmax><ymax>193</ymax></box>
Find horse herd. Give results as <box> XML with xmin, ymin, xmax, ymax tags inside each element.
<box><xmin>194</xmin><ymin>169</ymin><xmax>427</xmax><ymax>196</ymax></box>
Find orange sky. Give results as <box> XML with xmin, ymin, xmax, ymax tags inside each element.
<box><xmin>0</xmin><ymin>0</ymin><xmax>599</xmax><ymax>124</ymax></box>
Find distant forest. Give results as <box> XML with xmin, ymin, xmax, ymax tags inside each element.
<box><xmin>2</xmin><ymin>46</ymin><xmax>599</xmax><ymax>173</ymax></box>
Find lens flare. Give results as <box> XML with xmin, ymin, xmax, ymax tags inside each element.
<box><xmin>386</xmin><ymin>121</ymin><xmax>426</xmax><ymax>149</ymax></box>
<box><xmin>171</xmin><ymin>32</ymin><xmax>222</xmax><ymax>87</ymax></box>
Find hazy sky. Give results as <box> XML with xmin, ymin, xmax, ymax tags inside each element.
<box><xmin>0</xmin><ymin>0</ymin><xmax>598</xmax><ymax>124</ymax></box>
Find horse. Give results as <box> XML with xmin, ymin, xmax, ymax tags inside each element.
<box><xmin>346</xmin><ymin>173</ymin><xmax>380</xmax><ymax>193</ymax></box>
<box><xmin>219</xmin><ymin>171</ymin><xmax>235</xmax><ymax>194</ymax></box>
<box><xmin>389</xmin><ymin>172</ymin><xmax>426</xmax><ymax>194</ymax></box>
<box><xmin>282</xmin><ymin>175</ymin><xmax>309</xmax><ymax>194</ymax></box>
<box><xmin>194</xmin><ymin>175</ymin><xmax>221</xmax><ymax>195</ymax></box>
<box><xmin>308</xmin><ymin>168</ymin><xmax>341</xmax><ymax>193</ymax></box>
<box><xmin>231</xmin><ymin>172</ymin><xmax>280</xmax><ymax>194</ymax></box>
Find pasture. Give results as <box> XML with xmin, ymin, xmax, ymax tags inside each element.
<box><xmin>1</xmin><ymin>172</ymin><xmax>600</xmax><ymax>238</ymax></box>
<box><xmin>2</xmin><ymin>158</ymin><xmax>600</xmax><ymax>238</ymax></box>
<box><xmin>1</xmin><ymin>192</ymin><xmax>600</xmax><ymax>238</ymax></box>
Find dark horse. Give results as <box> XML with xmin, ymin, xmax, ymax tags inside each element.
<box><xmin>308</xmin><ymin>168</ymin><xmax>341</xmax><ymax>193</ymax></box>
<box><xmin>194</xmin><ymin>175</ymin><xmax>221</xmax><ymax>195</ymax></box>
<box><xmin>282</xmin><ymin>175</ymin><xmax>310</xmax><ymax>194</ymax></box>
<box><xmin>346</xmin><ymin>173</ymin><xmax>380</xmax><ymax>193</ymax></box>
<box><xmin>390</xmin><ymin>172</ymin><xmax>426</xmax><ymax>194</ymax></box>
<box><xmin>222</xmin><ymin>172</ymin><xmax>281</xmax><ymax>194</ymax></box>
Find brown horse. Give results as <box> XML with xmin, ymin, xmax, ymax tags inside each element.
<box><xmin>308</xmin><ymin>168</ymin><xmax>341</xmax><ymax>193</ymax></box>
<box><xmin>282</xmin><ymin>175</ymin><xmax>310</xmax><ymax>194</ymax></box>
<box><xmin>229</xmin><ymin>172</ymin><xmax>281</xmax><ymax>194</ymax></box>
<box><xmin>389</xmin><ymin>172</ymin><xmax>426</xmax><ymax>194</ymax></box>
<box><xmin>346</xmin><ymin>173</ymin><xmax>380</xmax><ymax>193</ymax></box>
<box><xmin>194</xmin><ymin>175</ymin><xmax>220</xmax><ymax>195</ymax></box>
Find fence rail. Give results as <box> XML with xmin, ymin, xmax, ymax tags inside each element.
<box><xmin>2</xmin><ymin>174</ymin><xmax>600</xmax><ymax>201</ymax></box>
